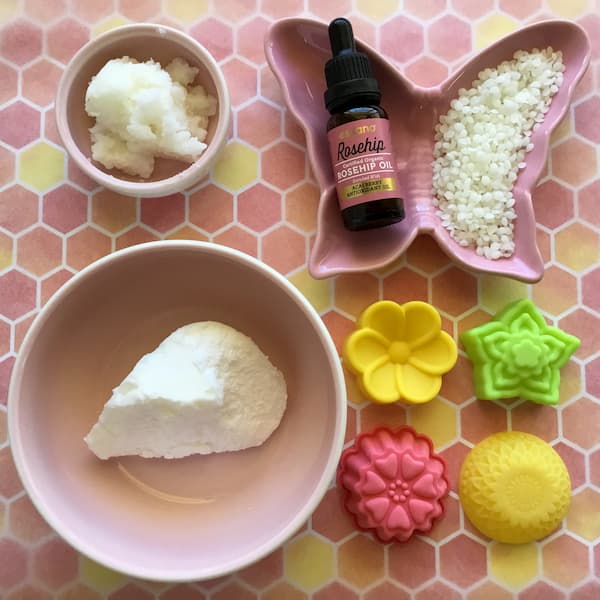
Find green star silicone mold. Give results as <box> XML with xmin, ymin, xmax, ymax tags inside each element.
<box><xmin>460</xmin><ymin>299</ymin><xmax>580</xmax><ymax>405</ymax></box>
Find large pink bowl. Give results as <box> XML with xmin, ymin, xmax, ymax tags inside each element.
<box><xmin>8</xmin><ymin>241</ymin><xmax>346</xmax><ymax>581</ymax></box>
<box><xmin>265</xmin><ymin>19</ymin><xmax>590</xmax><ymax>282</ymax></box>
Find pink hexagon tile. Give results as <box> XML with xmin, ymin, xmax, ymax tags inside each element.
<box><xmin>0</xmin><ymin>19</ymin><xmax>43</xmax><ymax>66</ymax></box>
<box><xmin>9</xmin><ymin>495</ymin><xmax>52</xmax><ymax>543</ymax></box>
<box><xmin>47</xmin><ymin>18</ymin><xmax>89</xmax><ymax>64</ymax></box>
<box><xmin>0</xmin><ymin>146</ymin><xmax>14</xmax><ymax>188</ymax></box>
<box><xmin>389</xmin><ymin>538</ymin><xmax>436</xmax><ymax>588</ymax></box>
<box><xmin>452</xmin><ymin>0</ymin><xmax>494</xmax><ymax>19</ymax></box>
<box><xmin>17</xmin><ymin>226</ymin><xmax>62</xmax><ymax>276</ymax></box>
<box><xmin>6</xmin><ymin>583</ymin><xmax>53</xmax><ymax>600</ymax></box>
<box><xmin>237</xmin><ymin>184</ymin><xmax>281</xmax><ymax>232</ymax></box>
<box><xmin>428</xmin><ymin>15</ymin><xmax>471</xmax><ymax>62</ymax></box>
<box><xmin>213</xmin><ymin>225</ymin><xmax>258</xmax><ymax>257</ymax></box>
<box><xmin>500</xmin><ymin>0</ymin><xmax>542</xmax><ymax>19</ymax></box>
<box><xmin>380</xmin><ymin>16</ymin><xmax>424</xmax><ymax>63</ymax></box>
<box><xmin>579</xmin><ymin>13</ymin><xmax>600</xmax><ymax>60</ymax></box>
<box><xmin>140</xmin><ymin>195</ymin><xmax>185</xmax><ymax>234</ymax></box>
<box><xmin>115</xmin><ymin>226</ymin><xmax>159</xmax><ymax>250</ymax></box>
<box><xmin>0</xmin><ymin>271</ymin><xmax>37</xmax><ymax>320</ymax></box>
<box><xmin>71</xmin><ymin>0</ymin><xmax>114</xmax><ymax>24</ymax></box>
<box><xmin>261</xmin><ymin>225</ymin><xmax>305</xmax><ymax>274</ymax></box>
<box><xmin>439</xmin><ymin>535</ymin><xmax>487</xmax><ymax>587</ymax></box>
<box><xmin>24</xmin><ymin>0</ymin><xmax>67</xmax><ymax>23</ymax></box>
<box><xmin>222</xmin><ymin>59</ymin><xmax>258</xmax><ymax>107</ymax></box>
<box><xmin>32</xmin><ymin>538</ymin><xmax>78</xmax><ymax>590</ymax></box>
<box><xmin>0</xmin><ymin>187</ymin><xmax>38</xmax><ymax>233</ymax></box>
<box><xmin>238</xmin><ymin>101</ymin><xmax>282</xmax><ymax>148</ymax></box>
<box><xmin>0</xmin><ymin>103</ymin><xmax>40</xmax><ymax>149</ymax></box>
<box><xmin>0</xmin><ymin>63</ymin><xmax>18</xmax><ymax>105</ymax></box>
<box><xmin>191</xmin><ymin>18</ymin><xmax>233</xmax><ymax>63</ymax></box>
<box><xmin>22</xmin><ymin>60</ymin><xmax>63</xmax><ymax>107</ymax></box>
<box><xmin>405</xmin><ymin>56</ymin><xmax>448</xmax><ymax>87</ymax></box>
<box><xmin>0</xmin><ymin>355</ymin><xmax>15</xmax><ymax>402</ymax></box>
<box><xmin>237</xmin><ymin>17</ymin><xmax>271</xmax><ymax>65</ymax></box>
<box><xmin>43</xmin><ymin>184</ymin><xmax>88</xmax><ymax>233</ymax></box>
<box><xmin>308</xmin><ymin>0</ymin><xmax>351</xmax><ymax>22</ymax></box>
<box><xmin>66</xmin><ymin>228</ymin><xmax>111</xmax><ymax>270</ymax></box>
<box><xmin>261</xmin><ymin>142</ymin><xmax>306</xmax><ymax>190</ymax></box>
<box><xmin>0</xmin><ymin>539</ymin><xmax>28</xmax><ymax>590</ymax></box>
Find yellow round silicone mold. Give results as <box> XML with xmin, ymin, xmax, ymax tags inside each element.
<box><xmin>459</xmin><ymin>431</ymin><xmax>571</xmax><ymax>544</ymax></box>
<box><xmin>343</xmin><ymin>300</ymin><xmax>457</xmax><ymax>404</ymax></box>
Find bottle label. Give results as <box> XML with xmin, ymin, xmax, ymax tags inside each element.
<box><xmin>327</xmin><ymin>117</ymin><xmax>400</xmax><ymax>209</ymax></box>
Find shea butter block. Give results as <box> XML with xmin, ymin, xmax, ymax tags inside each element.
<box><xmin>85</xmin><ymin>322</ymin><xmax>287</xmax><ymax>459</ymax></box>
<box><xmin>85</xmin><ymin>57</ymin><xmax>217</xmax><ymax>178</ymax></box>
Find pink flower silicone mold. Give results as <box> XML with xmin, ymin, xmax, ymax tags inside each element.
<box><xmin>338</xmin><ymin>427</ymin><xmax>448</xmax><ymax>542</ymax></box>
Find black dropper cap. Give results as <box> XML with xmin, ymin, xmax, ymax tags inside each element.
<box><xmin>324</xmin><ymin>18</ymin><xmax>380</xmax><ymax>113</ymax></box>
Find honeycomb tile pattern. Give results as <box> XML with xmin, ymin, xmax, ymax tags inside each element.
<box><xmin>0</xmin><ymin>0</ymin><xmax>599</xmax><ymax>597</ymax></box>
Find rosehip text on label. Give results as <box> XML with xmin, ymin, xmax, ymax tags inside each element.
<box><xmin>337</xmin><ymin>137</ymin><xmax>386</xmax><ymax>160</ymax></box>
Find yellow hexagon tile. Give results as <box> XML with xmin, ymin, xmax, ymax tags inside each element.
<box><xmin>92</xmin><ymin>15</ymin><xmax>130</xmax><ymax>38</ymax></box>
<box><xmin>284</xmin><ymin>533</ymin><xmax>334</xmax><ymax>592</ymax></box>
<box><xmin>356</xmin><ymin>0</ymin><xmax>399</xmax><ymax>21</ymax></box>
<box><xmin>547</xmin><ymin>0</ymin><xmax>589</xmax><ymax>18</ymax></box>
<box><xmin>213</xmin><ymin>142</ymin><xmax>258</xmax><ymax>192</ymax></box>
<box><xmin>408</xmin><ymin>397</ymin><xmax>457</xmax><ymax>448</ymax></box>
<box><xmin>92</xmin><ymin>189</ymin><xmax>137</xmax><ymax>234</ymax></box>
<box><xmin>555</xmin><ymin>223</ymin><xmax>599</xmax><ymax>272</ymax></box>
<box><xmin>79</xmin><ymin>555</ymin><xmax>125</xmax><ymax>593</ymax></box>
<box><xmin>345</xmin><ymin>367</ymin><xmax>369</xmax><ymax>406</ymax></box>
<box><xmin>566</xmin><ymin>488</ymin><xmax>600</xmax><ymax>541</ymax></box>
<box><xmin>0</xmin><ymin>232</ymin><xmax>13</xmax><ymax>271</ymax></box>
<box><xmin>288</xmin><ymin>268</ymin><xmax>332</xmax><ymax>314</ymax></box>
<box><xmin>338</xmin><ymin>534</ymin><xmax>384</xmax><ymax>589</ymax></box>
<box><xmin>166</xmin><ymin>225</ymin><xmax>208</xmax><ymax>241</ymax></box>
<box><xmin>531</xmin><ymin>266</ymin><xmax>577</xmax><ymax>316</ymax></box>
<box><xmin>165</xmin><ymin>0</ymin><xmax>209</xmax><ymax>23</ymax></box>
<box><xmin>18</xmin><ymin>142</ymin><xmax>64</xmax><ymax>192</ymax></box>
<box><xmin>334</xmin><ymin>273</ymin><xmax>379</xmax><ymax>317</ymax></box>
<box><xmin>489</xmin><ymin>543</ymin><xmax>539</xmax><ymax>589</ymax></box>
<box><xmin>0</xmin><ymin>0</ymin><xmax>17</xmax><ymax>23</ymax></box>
<box><xmin>480</xmin><ymin>275</ymin><xmax>528</xmax><ymax>314</ymax></box>
<box><xmin>475</xmin><ymin>14</ymin><xmax>518</xmax><ymax>49</ymax></box>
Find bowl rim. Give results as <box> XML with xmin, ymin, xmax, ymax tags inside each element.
<box><xmin>55</xmin><ymin>23</ymin><xmax>231</xmax><ymax>198</ymax></box>
<box><xmin>8</xmin><ymin>240</ymin><xmax>347</xmax><ymax>581</ymax></box>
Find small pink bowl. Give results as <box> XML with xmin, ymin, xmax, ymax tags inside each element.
<box><xmin>56</xmin><ymin>24</ymin><xmax>231</xmax><ymax>197</ymax></box>
<box><xmin>8</xmin><ymin>241</ymin><xmax>346</xmax><ymax>581</ymax></box>
<box><xmin>265</xmin><ymin>19</ymin><xmax>590</xmax><ymax>282</ymax></box>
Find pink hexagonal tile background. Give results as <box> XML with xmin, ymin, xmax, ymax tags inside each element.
<box><xmin>0</xmin><ymin>0</ymin><xmax>599</xmax><ymax>597</ymax></box>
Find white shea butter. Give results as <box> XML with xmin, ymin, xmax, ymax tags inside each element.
<box><xmin>85</xmin><ymin>322</ymin><xmax>287</xmax><ymax>459</ymax></box>
<box><xmin>85</xmin><ymin>57</ymin><xmax>217</xmax><ymax>178</ymax></box>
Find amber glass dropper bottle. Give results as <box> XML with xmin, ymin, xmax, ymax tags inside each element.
<box><xmin>324</xmin><ymin>17</ymin><xmax>405</xmax><ymax>231</ymax></box>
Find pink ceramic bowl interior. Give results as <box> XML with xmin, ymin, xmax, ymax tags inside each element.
<box><xmin>265</xmin><ymin>19</ymin><xmax>590</xmax><ymax>282</ymax></box>
<box><xmin>56</xmin><ymin>24</ymin><xmax>231</xmax><ymax>198</ymax></box>
<box><xmin>8</xmin><ymin>242</ymin><xmax>346</xmax><ymax>581</ymax></box>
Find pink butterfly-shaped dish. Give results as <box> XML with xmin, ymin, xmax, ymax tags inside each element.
<box><xmin>265</xmin><ymin>19</ymin><xmax>590</xmax><ymax>282</ymax></box>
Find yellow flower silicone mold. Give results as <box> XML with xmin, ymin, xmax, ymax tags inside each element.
<box><xmin>343</xmin><ymin>301</ymin><xmax>458</xmax><ymax>404</ymax></box>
